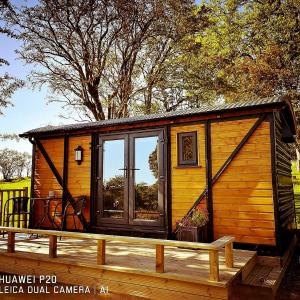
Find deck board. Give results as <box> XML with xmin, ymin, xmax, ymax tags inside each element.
<box><xmin>0</xmin><ymin>234</ymin><xmax>256</xmax><ymax>299</ymax></box>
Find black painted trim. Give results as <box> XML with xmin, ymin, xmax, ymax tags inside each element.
<box><xmin>177</xmin><ymin>131</ymin><xmax>198</xmax><ymax>166</ymax></box>
<box><xmin>62</xmin><ymin>136</ymin><xmax>69</xmax><ymax>231</ymax></box>
<box><xmin>29</xmin><ymin>139</ymin><xmax>36</xmax><ymax>228</ymax></box>
<box><xmin>205</xmin><ymin>121</ymin><xmax>213</xmax><ymax>241</ymax></box>
<box><xmin>90</xmin><ymin>133</ymin><xmax>97</xmax><ymax>230</ymax></box>
<box><xmin>166</xmin><ymin>125</ymin><xmax>172</xmax><ymax>239</ymax></box>
<box><xmin>270</xmin><ymin>112</ymin><xmax>283</xmax><ymax>254</ymax></box>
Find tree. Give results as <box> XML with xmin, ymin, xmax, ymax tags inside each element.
<box><xmin>7</xmin><ymin>0</ymin><xmax>209</xmax><ymax>121</ymax></box>
<box><xmin>23</xmin><ymin>152</ymin><xmax>32</xmax><ymax>177</ymax></box>
<box><xmin>182</xmin><ymin>0</ymin><xmax>300</xmax><ymax>134</ymax></box>
<box><xmin>0</xmin><ymin>148</ymin><xmax>19</xmax><ymax>180</ymax></box>
<box><xmin>148</xmin><ymin>146</ymin><xmax>158</xmax><ymax>179</ymax></box>
<box><xmin>0</xmin><ymin>149</ymin><xmax>31</xmax><ymax>180</ymax></box>
<box><xmin>0</xmin><ymin>0</ymin><xmax>24</xmax><ymax>115</ymax></box>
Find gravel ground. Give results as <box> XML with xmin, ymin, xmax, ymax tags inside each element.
<box><xmin>276</xmin><ymin>246</ymin><xmax>300</xmax><ymax>300</ymax></box>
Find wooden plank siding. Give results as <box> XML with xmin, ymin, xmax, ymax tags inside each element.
<box><xmin>211</xmin><ymin>118</ymin><xmax>276</xmax><ymax>245</ymax></box>
<box><xmin>273</xmin><ymin>112</ymin><xmax>295</xmax><ymax>251</ymax></box>
<box><xmin>171</xmin><ymin>124</ymin><xmax>206</xmax><ymax>229</ymax></box>
<box><xmin>170</xmin><ymin>118</ymin><xmax>276</xmax><ymax>246</ymax></box>
<box><xmin>66</xmin><ymin>135</ymin><xmax>91</xmax><ymax>229</ymax></box>
<box><xmin>33</xmin><ymin>136</ymin><xmax>91</xmax><ymax>230</ymax></box>
<box><xmin>33</xmin><ymin>138</ymin><xmax>64</xmax><ymax>227</ymax></box>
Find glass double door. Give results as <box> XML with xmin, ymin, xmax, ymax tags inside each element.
<box><xmin>96</xmin><ymin>129</ymin><xmax>165</xmax><ymax>228</ymax></box>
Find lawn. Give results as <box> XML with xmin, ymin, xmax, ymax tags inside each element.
<box><xmin>0</xmin><ymin>177</ymin><xmax>31</xmax><ymax>193</ymax></box>
<box><xmin>0</xmin><ymin>178</ymin><xmax>31</xmax><ymax>227</ymax></box>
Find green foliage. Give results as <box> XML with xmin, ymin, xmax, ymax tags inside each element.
<box><xmin>181</xmin><ymin>0</ymin><xmax>300</xmax><ymax>139</ymax></box>
<box><xmin>0</xmin><ymin>177</ymin><xmax>31</xmax><ymax>191</ymax></box>
<box><xmin>148</xmin><ymin>147</ymin><xmax>158</xmax><ymax>179</ymax></box>
<box><xmin>177</xmin><ymin>207</ymin><xmax>209</xmax><ymax>227</ymax></box>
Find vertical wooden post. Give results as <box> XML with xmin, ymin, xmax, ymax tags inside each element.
<box><xmin>156</xmin><ymin>244</ymin><xmax>164</xmax><ymax>273</ymax></box>
<box><xmin>209</xmin><ymin>250</ymin><xmax>219</xmax><ymax>281</ymax></box>
<box><xmin>225</xmin><ymin>242</ymin><xmax>234</xmax><ymax>268</ymax></box>
<box><xmin>23</xmin><ymin>187</ymin><xmax>29</xmax><ymax>197</ymax></box>
<box><xmin>7</xmin><ymin>232</ymin><xmax>15</xmax><ymax>253</ymax></box>
<box><xmin>0</xmin><ymin>190</ymin><xmax>3</xmax><ymax>229</ymax></box>
<box><xmin>97</xmin><ymin>240</ymin><xmax>105</xmax><ymax>265</ymax></box>
<box><xmin>49</xmin><ymin>235</ymin><xmax>57</xmax><ymax>258</ymax></box>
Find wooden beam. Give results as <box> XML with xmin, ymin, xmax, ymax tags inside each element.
<box><xmin>7</xmin><ymin>232</ymin><xmax>15</xmax><ymax>253</ymax></box>
<box><xmin>209</xmin><ymin>250</ymin><xmax>219</xmax><ymax>281</ymax></box>
<box><xmin>97</xmin><ymin>240</ymin><xmax>105</xmax><ymax>265</ymax></box>
<box><xmin>205</xmin><ymin>120</ymin><xmax>213</xmax><ymax>241</ymax></box>
<box><xmin>62</xmin><ymin>136</ymin><xmax>69</xmax><ymax>230</ymax></box>
<box><xmin>156</xmin><ymin>244</ymin><xmax>164</xmax><ymax>273</ymax></box>
<box><xmin>212</xmin><ymin>114</ymin><xmax>267</xmax><ymax>185</ymax></box>
<box><xmin>225</xmin><ymin>243</ymin><xmax>233</xmax><ymax>268</ymax></box>
<box><xmin>35</xmin><ymin>139</ymin><xmax>88</xmax><ymax>230</ymax></box>
<box><xmin>49</xmin><ymin>235</ymin><xmax>57</xmax><ymax>258</ymax></box>
<box><xmin>0</xmin><ymin>226</ymin><xmax>234</xmax><ymax>251</ymax></box>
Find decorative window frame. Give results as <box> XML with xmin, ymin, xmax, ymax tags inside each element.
<box><xmin>177</xmin><ymin>131</ymin><xmax>198</xmax><ymax>167</ymax></box>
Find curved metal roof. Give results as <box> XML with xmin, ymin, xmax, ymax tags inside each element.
<box><xmin>20</xmin><ymin>97</ymin><xmax>296</xmax><ymax>137</ymax></box>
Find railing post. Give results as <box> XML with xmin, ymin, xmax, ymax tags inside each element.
<box><xmin>156</xmin><ymin>244</ymin><xmax>164</xmax><ymax>273</ymax></box>
<box><xmin>0</xmin><ymin>190</ymin><xmax>3</xmax><ymax>228</ymax></box>
<box><xmin>7</xmin><ymin>232</ymin><xmax>15</xmax><ymax>253</ymax></box>
<box><xmin>209</xmin><ymin>249</ymin><xmax>219</xmax><ymax>281</ymax></box>
<box><xmin>49</xmin><ymin>235</ymin><xmax>57</xmax><ymax>258</ymax></box>
<box><xmin>97</xmin><ymin>240</ymin><xmax>105</xmax><ymax>265</ymax></box>
<box><xmin>23</xmin><ymin>187</ymin><xmax>29</xmax><ymax>197</ymax></box>
<box><xmin>225</xmin><ymin>242</ymin><xmax>234</xmax><ymax>268</ymax></box>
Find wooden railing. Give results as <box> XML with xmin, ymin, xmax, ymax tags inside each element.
<box><xmin>0</xmin><ymin>187</ymin><xmax>29</xmax><ymax>227</ymax></box>
<box><xmin>0</xmin><ymin>226</ymin><xmax>235</xmax><ymax>282</ymax></box>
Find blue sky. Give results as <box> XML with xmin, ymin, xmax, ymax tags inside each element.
<box><xmin>0</xmin><ymin>0</ymin><xmax>201</xmax><ymax>154</ymax></box>
<box><xmin>0</xmin><ymin>3</ymin><xmax>71</xmax><ymax>153</ymax></box>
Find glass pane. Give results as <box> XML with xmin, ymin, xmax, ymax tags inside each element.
<box><xmin>134</xmin><ymin>136</ymin><xmax>160</xmax><ymax>221</ymax></box>
<box><xmin>182</xmin><ymin>136</ymin><xmax>194</xmax><ymax>161</ymax></box>
<box><xmin>103</xmin><ymin>139</ymin><xmax>125</xmax><ymax>218</ymax></box>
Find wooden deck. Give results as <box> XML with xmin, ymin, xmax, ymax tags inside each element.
<box><xmin>0</xmin><ymin>228</ymin><xmax>258</xmax><ymax>300</ymax></box>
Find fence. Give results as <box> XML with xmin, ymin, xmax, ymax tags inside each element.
<box><xmin>0</xmin><ymin>187</ymin><xmax>29</xmax><ymax>227</ymax></box>
<box><xmin>0</xmin><ymin>226</ymin><xmax>234</xmax><ymax>282</ymax></box>
<box><xmin>294</xmin><ymin>193</ymin><xmax>300</xmax><ymax>225</ymax></box>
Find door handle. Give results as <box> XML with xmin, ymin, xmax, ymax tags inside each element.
<box><xmin>129</xmin><ymin>168</ymin><xmax>140</xmax><ymax>171</ymax></box>
<box><xmin>118</xmin><ymin>167</ymin><xmax>128</xmax><ymax>178</ymax></box>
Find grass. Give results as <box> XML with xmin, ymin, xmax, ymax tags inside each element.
<box><xmin>0</xmin><ymin>177</ymin><xmax>31</xmax><ymax>192</ymax></box>
<box><xmin>0</xmin><ymin>178</ymin><xmax>31</xmax><ymax>227</ymax></box>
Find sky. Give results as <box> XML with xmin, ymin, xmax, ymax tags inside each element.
<box><xmin>0</xmin><ymin>14</ymin><xmax>70</xmax><ymax>153</ymax></box>
<box><xmin>0</xmin><ymin>0</ymin><xmax>201</xmax><ymax>154</ymax></box>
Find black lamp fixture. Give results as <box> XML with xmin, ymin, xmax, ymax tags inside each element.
<box><xmin>74</xmin><ymin>145</ymin><xmax>83</xmax><ymax>165</ymax></box>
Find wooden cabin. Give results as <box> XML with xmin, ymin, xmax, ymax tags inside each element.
<box><xmin>20</xmin><ymin>97</ymin><xmax>297</xmax><ymax>255</ymax></box>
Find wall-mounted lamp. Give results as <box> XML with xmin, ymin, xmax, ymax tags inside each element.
<box><xmin>74</xmin><ymin>146</ymin><xmax>83</xmax><ymax>165</ymax></box>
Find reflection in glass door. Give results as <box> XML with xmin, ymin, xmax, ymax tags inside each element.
<box><xmin>97</xmin><ymin>135</ymin><xmax>128</xmax><ymax>224</ymax></box>
<box><xmin>97</xmin><ymin>130</ymin><xmax>165</xmax><ymax>228</ymax></box>
<box><xmin>103</xmin><ymin>139</ymin><xmax>125</xmax><ymax>219</ymax></box>
<box><xmin>130</xmin><ymin>135</ymin><xmax>161</xmax><ymax>224</ymax></box>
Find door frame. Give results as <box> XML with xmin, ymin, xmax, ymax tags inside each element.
<box><xmin>128</xmin><ymin>129</ymin><xmax>165</xmax><ymax>227</ymax></box>
<box><xmin>96</xmin><ymin>133</ymin><xmax>129</xmax><ymax>225</ymax></box>
<box><xmin>94</xmin><ymin>127</ymin><xmax>167</xmax><ymax>231</ymax></box>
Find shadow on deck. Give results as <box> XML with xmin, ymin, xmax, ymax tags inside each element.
<box><xmin>0</xmin><ymin>227</ymin><xmax>291</xmax><ymax>299</ymax></box>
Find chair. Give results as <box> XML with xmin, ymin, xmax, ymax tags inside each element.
<box><xmin>3</xmin><ymin>197</ymin><xmax>31</xmax><ymax>228</ymax></box>
<box><xmin>53</xmin><ymin>195</ymin><xmax>86</xmax><ymax>231</ymax></box>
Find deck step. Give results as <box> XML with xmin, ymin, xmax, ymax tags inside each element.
<box><xmin>243</xmin><ymin>264</ymin><xmax>274</xmax><ymax>287</ymax></box>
